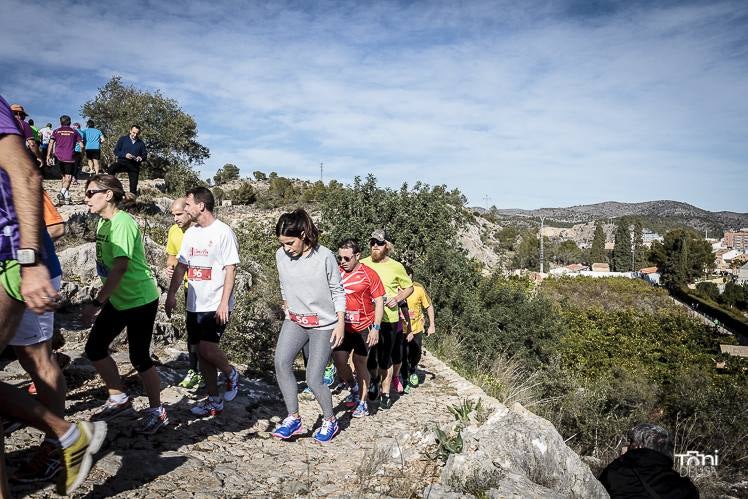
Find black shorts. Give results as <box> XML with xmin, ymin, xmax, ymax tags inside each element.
<box><xmin>367</xmin><ymin>321</ymin><xmax>398</xmax><ymax>371</ymax></box>
<box><xmin>86</xmin><ymin>149</ymin><xmax>101</xmax><ymax>160</ymax></box>
<box><xmin>58</xmin><ymin>161</ymin><xmax>75</xmax><ymax>175</ymax></box>
<box><xmin>73</xmin><ymin>152</ymin><xmax>82</xmax><ymax>167</ymax></box>
<box><xmin>334</xmin><ymin>328</ymin><xmax>370</xmax><ymax>357</ymax></box>
<box><xmin>186</xmin><ymin>311</ymin><xmax>230</xmax><ymax>344</ymax></box>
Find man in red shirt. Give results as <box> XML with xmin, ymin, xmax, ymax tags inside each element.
<box><xmin>333</xmin><ymin>239</ymin><xmax>384</xmax><ymax>418</ymax></box>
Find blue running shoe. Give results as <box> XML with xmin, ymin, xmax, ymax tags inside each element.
<box><xmin>352</xmin><ymin>401</ymin><xmax>369</xmax><ymax>418</ymax></box>
<box><xmin>271</xmin><ymin>415</ymin><xmax>303</xmax><ymax>440</ymax></box>
<box><xmin>343</xmin><ymin>383</ymin><xmax>360</xmax><ymax>408</ymax></box>
<box><xmin>323</xmin><ymin>363</ymin><xmax>336</xmax><ymax>387</ymax></box>
<box><xmin>313</xmin><ymin>418</ymin><xmax>339</xmax><ymax>443</ymax></box>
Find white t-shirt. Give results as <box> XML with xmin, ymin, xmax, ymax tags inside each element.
<box><xmin>39</xmin><ymin>126</ymin><xmax>53</xmax><ymax>145</ymax></box>
<box><xmin>178</xmin><ymin>219</ymin><xmax>240</xmax><ymax>312</ymax></box>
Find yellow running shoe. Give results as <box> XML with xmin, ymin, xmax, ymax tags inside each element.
<box><xmin>56</xmin><ymin>421</ymin><xmax>107</xmax><ymax>495</ymax></box>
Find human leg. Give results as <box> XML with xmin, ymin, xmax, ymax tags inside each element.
<box><xmin>274</xmin><ymin>320</ymin><xmax>309</xmax><ymax>416</ymax></box>
<box><xmin>15</xmin><ymin>342</ymin><xmax>66</xmax><ymax>418</ymax></box>
<box><xmin>305</xmin><ymin>329</ymin><xmax>334</xmax><ymax>419</ymax></box>
<box><xmin>85</xmin><ymin>303</ymin><xmax>128</xmax><ymax>396</ymax></box>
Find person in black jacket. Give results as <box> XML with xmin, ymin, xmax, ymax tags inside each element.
<box><xmin>599</xmin><ymin>423</ymin><xmax>699</xmax><ymax>498</ymax></box>
<box><xmin>109</xmin><ymin>125</ymin><xmax>146</xmax><ymax>195</ymax></box>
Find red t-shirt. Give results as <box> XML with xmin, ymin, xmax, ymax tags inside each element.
<box><xmin>340</xmin><ymin>263</ymin><xmax>385</xmax><ymax>332</ymax></box>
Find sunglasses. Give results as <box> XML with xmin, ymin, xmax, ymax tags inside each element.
<box><xmin>370</xmin><ymin>239</ymin><xmax>386</xmax><ymax>247</ymax></box>
<box><xmin>85</xmin><ymin>189</ymin><xmax>108</xmax><ymax>198</ymax></box>
<box><xmin>337</xmin><ymin>255</ymin><xmax>354</xmax><ymax>263</ymax></box>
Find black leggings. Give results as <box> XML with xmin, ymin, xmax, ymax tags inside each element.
<box><xmin>401</xmin><ymin>333</ymin><xmax>423</xmax><ymax>377</ymax></box>
<box><xmin>108</xmin><ymin>158</ymin><xmax>140</xmax><ymax>194</ymax></box>
<box><xmin>367</xmin><ymin>321</ymin><xmax>399</xmax><ymax>371</ymax></box>
<box><xmin>85</xmin><ymin>299</ymin><xmax>158</xmax><ymax>373</ymax></box>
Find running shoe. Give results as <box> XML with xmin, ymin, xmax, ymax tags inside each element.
<box><xmin>11</xmin><ymin>441</ymin><xmax>61</xmax><ymax>483</ymax></box>
<box><xmin>409</xmin><ymin>373</ymin><xmax>420</xmax><ymax>387</ymax></box>
<box><xmin>313</xmin><ymin>418</ymin><xmax>339</xmax><ymax>443</ymax></box>
<box><xmin>380</xmin><ymin>394</ymin><xmax>392</xmax><ymax>410</ymax></box>
<box><xmin>138</xmin><ymin>407</ymin><xmax>169</xmax><ymax>434</ymax></box>
<box><xmin>392</xmin><ymin>376</ymin><xmax>405</xmax><ymax>394</ymax></box>
<box><xmin>352</xmin><ymin>401</ymin><xmax>369</xmax><ymax>418</ymax></box>
<box><xmin>57</xmin><ymin>421</ymin><xmax>107</xmax><ymax>496</ymax></box>
<box><xmin>28</xmin><ymin>382</ymin><xmax>37</xmax><ymax>395</ymax></box>
<box><xmin>367</xmin><ymin>380</ymin><xmax>379</xmax><ymax>401</ymax></box>
<box><xmin>323</xmin><ymin>363</ymin><xmax>336</xmax><ymax>387</ymax></box>
<box><xmin>178</xmin><ymin>369</ymin><xmax>199</xmax><ymax>388</ymax></box>
<box><xmin>224</xmin><ymin>368</ymin><xmax>239</xmax><ymax>401</ymax></box>
<box><xmin>332</xmin><ymin>380</ymin><xmax>349</xmax><ymax>393</ymax></box>
<box><xmin>271</xmin><ymin>415</ymin><xmax>303</xmax><ymax>440</ymax></box>
<box><xmin>343</xmin><ymin>391</ymin><xmax>359</xmax><ymax>409</ymax></box>
<box><xmin>403</xmin><ymin>383</ymin><xmax>412</xmax><ymax>395</ymax></box>
<box><xmin>190</xmin><ymin>398</ymin><xmax>223</xmax><ymax>417</ymax></box>
<box><xmin>90</xmin><ymin>397</ymin><xmax>135</xmax><ymax>422</ymax></box>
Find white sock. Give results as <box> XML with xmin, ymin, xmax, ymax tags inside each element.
<box><xmin>58</xmin><ymin>423</ymin><xmax>80</xmax><ymax>449</ymax></box>
<box><xmin>109</xmin><ymin>392</ymin><xmax>128</xmax><ymax>404</ymax></box>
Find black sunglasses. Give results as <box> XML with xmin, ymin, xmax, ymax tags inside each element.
<box><xmin>337</xmin><ymin>255</ymin><xmax>354</xmax><ymax>263</ymax></box>
<box><xmin>85</xmin><ymin>189</ymin><xmax>108</xmax><ymax>198</ymax></box>
<box><xmin>370</xmin><ymin>239</ymin><xmax>386</xmax><ymax>247</ymax></box>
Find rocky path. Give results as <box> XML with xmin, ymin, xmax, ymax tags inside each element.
<box><xmin>2</xmin><ymin>327</ymin><xmax>487</xmax><ymax>498</ymax></box>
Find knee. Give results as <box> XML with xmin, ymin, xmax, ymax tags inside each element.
<box><xmin>129</xmin><ymin>350</ymin><xmax>153</xmax><ymax>373</ymax></box>
<box><xmin>84</xmin><ymin>336</ymin><xmax>108</xmax><ymax>362</ymax></box>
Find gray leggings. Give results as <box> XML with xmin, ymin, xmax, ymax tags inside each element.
<box><xmin>274</xmin><ymin>320</ymin><xmax>334</xmax><ymax>419</ymax></box>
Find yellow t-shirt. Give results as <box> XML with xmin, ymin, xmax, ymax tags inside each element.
<box><xmin>166</xmin><ymin>224</ymin><xmax>185</xmax><ymax>256</ymax></box>
<box><xmin>406</xmin><ymin>282</ymin><xmax>431</xmax><ymax>334</ymax></box>
<box><xmin>360</xmin><ymin>256</ymin><xmax>413</xmax><ymax>323</ymax></box>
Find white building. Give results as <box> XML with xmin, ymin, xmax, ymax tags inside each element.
<box><xmin>738</xmin><ymin>262</ymin><xmax>748</xmax><ymax>285</ymax></box>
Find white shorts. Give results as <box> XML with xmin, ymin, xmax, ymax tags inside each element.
<box><xmin>9</xmin><ymin>276</ymin><xmax>62</xmax><ymax>347</ymax></box>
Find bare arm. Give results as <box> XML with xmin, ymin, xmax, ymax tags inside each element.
<box><xmin>215</xmin><ymin>264</ymin><xmax>236</xmax><ymax>324</ymax></box>
<box><xmin>0</xmin><ymin>133</ymin><xmax>57</xmax><ymax>313</ymax></box>
<box><xmin>94</xmin><ymin>256</ymin><xmax>129</xmax><ymax>303</ymax></box>
<box><xmin>425</xmin><ymin>304</ymin><xmax>436</xmax><ymax>335</ymax></box>
<box><xmin>47</xmin><ymin>222</ymin><xmax>65</xmax><ymax>241</ymax></box>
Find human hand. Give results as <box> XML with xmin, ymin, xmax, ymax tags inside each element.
<box><xmin>215</xmin><ymin>303</ymin><xmax>230</xmax><ymax>325</ymax></box>
<box><xmin>330</xmin><ymin>322</ymin><xmax>344</xmax><ymax>348</ymax></box>
<box><xmin>135</xmin><ymin>156</ymin><xmax>142</xmax><ymax>162</ymax></box>
<box><xmin>367</xmin><ymin>329</ymin><xmax>379</xmax><ymax>348</ymax></box>
<box><xmin>165</xmin><ymin>294</ymin><xmax>176</xmax><ymax>318</ymax></box>
<box><xmin>125</xmin><ymin>153</ymin><xmax>133</xmax><ymax>159</ymax></box>
<box><xmin>385</xmin><ymin>297</ymin><xmax>399</xmax><ymax>308</ymax></box>
<box><xmin>407</xmin><ymin>333</ymin><xmax>415</xmax><ymax>342</ymax></box>
<box><xmin>20</xmin><ymin>265</ymin><xmax>59</xmax><ymax>314</ymax></box>
<box><xmin>165</xmin><ymin>265</ymin><xmax>174</xmax><ymax>278</ymax></box>
<box><xmin>427</xmin><ymin>324</ymin><xmax>435</xmax><ymax>336</ymax></box>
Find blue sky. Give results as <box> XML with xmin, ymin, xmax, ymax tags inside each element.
<box><xmin>2</xmin><ymin>0</ymin><xmax>746</xmax><ymax>212</ymax></box>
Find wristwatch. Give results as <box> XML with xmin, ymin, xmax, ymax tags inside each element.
<box><xmin>371</xmin><ymin>323</ymin><xmax>381</xmax><ymax>331</ymax></box>
<box><xmin>17</xmin><ymin>248</ymin><xmax>39</xmax><ymax>266</ymax></box>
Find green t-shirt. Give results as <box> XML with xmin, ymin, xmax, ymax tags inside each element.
<box><xmin>360</xmin><ymin>256</ymin><xmax>413</xmax><ymax>323</ymax></box>
<box><xmin>96</xmin><ymin>210</ymin><xmax>159</xmax><ymax>310</ymax></box>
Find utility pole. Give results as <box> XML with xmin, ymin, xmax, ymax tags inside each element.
<box><xmin>320</xmin><ymin>162</ymin><xmax>324</xmax><ymax>183</ymax></box>
<box><xmin>539</xmin><ymin>216</ymin><xmax>546</xmax><ymax>273</ymax></box>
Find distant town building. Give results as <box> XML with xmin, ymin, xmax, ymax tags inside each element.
<box><xmin>724</xmin><ymin>231</ymin><xmax>748</xmax><ymax>250</ymax></box>
<box><xmin>738</xmin><ymin>262</ymin><xmax>748</xmax><ymax>285</ymax></box>
<box><xmin>591</xmin><ymin>263</ymin><xmax>610</xmax><ymax>272</ymax></box>
<box><xmin>642</xmin><ymin>230</ymin><xmax>663</xmax><ymax>247</ymax></box>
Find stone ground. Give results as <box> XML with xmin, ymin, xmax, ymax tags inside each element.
<box><xmin>2</xmin><ymin>316</ymin><xmax>491</xmax><ymax>498</ymax></box>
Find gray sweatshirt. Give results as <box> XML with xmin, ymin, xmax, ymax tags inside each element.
<box><xmin>275</xmin><ymin>244</ymin><xmax>346</xmax><ymax>330</ymax></box>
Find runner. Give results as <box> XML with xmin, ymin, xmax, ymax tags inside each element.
<box><xmin>164</xmin><ymin>198</ymin><xmax>202</xmax><ymax>389</ymax></box>
<box><xmin>360</xmin><ymin>229</ymin><xmax>413</xmax><ymax>410</ymax></box>
<box><xmin>165</xmin><ymin>187</ymin><xmax>240</xmax><ymax>417</ymax></box>
<box><xmin>399</xmin><ymin>265</ymin><xmax>435</xmax><ymax>394</ymax></box>
<box><xmin>82</xmin><ymin>174</ymin><xmax>168</xmax><ymax>434</ymax></box>
<box><xmin>27</xmin><ymin>119</ymin><xmax>40</xmax><ymax>147</ymax></box>
<box><xmin>38</xmin><ymin>123</ymin><xmax>53</xmax><ymax>163</ymax></box>
<box><xmin>9</xmin><ymin>104</ymin><xmax>43</xmax><ymax>167</ymax></box>
<box><xmin>8</xmin><ymin>192</ymin><xmax>69</xmax><ymax>483</ymax></box>
<box><xmin>0</xmin><ymin>94</ymin><xmax>106</xmax><ymax>496</ymax></box>
<box><xmin>271</xmin><ymin>209</ymin><xmax>345</xmax><ymax>443</ymax></box>
<box><xmin>72</xmin><ymin>123</ymin><xmax>84</xmax><ymax>184</ymax></box>
<box><xmin>81</xmin><ymin>120</ymin><xmax>104</xmax><ymax>175</ymax></box>
<box><xmin>333</xmin><ymin>239</ymin><xmax>384</xmax><ymax>418</ymax></box>
<box><xmin>47</xmin><ymin>115</ymin><xmax>84</xmax><ymax>205</ymax></box>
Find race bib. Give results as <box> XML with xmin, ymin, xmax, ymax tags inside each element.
<box><xmin>289</xmin><ymin>311</ymin><xmax>320</xmax><ymax>327</ymax></box>
<box><xmin>187</xmin><ymin>266</ymin><xmax>212</xmax><ymax>281</ymax></box>
<box><xmin>344</xmin><ymin>310</ymin><xmax>361</xmax><ymax>324</ymax></box>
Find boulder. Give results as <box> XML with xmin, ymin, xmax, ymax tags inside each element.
<box><xmin>57</xmin><ymin>242</ymin><xmax>97</xmax><ymax>283</ymax></box>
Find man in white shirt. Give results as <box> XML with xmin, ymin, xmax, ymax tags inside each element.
<box><xmin>165</xmin><ymin>187</ymin><xmax>240</xmax><ymax>417</ymax></box>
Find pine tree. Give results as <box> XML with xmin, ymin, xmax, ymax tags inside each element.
<box><xmin>590</xmin><ymin>223</ymin><xmax>607</xmax><ymax>264</ymax></box>
<box><xmin>612</xmin><ymin>220</ymin><xmax>632</xmax><ymax>271</ymax></box>
<box><xmin>632</xmin><ymin>220</ymin><xmax>645</xmax><ymax>270</ymax></box>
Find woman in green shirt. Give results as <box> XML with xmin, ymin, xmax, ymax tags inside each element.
<box><xmin>82</xmin><ymin>174</ymin><xmax>168</xmax><ymax>434</ymax></box>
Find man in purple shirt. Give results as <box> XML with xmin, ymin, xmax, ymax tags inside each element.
<box><xmin>46</xmin><ymin>115</ymin><xmax>83</xmax><ymax>206</ymax></box>
<box><xmin>0</xmin><ymin>95</ymin><xmax>106</xmax><ymax>495</ymax></box>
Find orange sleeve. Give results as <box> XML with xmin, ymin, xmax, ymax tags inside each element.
<box><xmin>42</xmin><ymin>192</ymin><xmax>64</xmax><ymax>227</ymax></box>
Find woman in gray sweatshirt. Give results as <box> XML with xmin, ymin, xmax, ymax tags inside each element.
<box><xmin>270</xmin><ymin>209</ymin><xmax>346</xmax><ymax>444</ymax></box>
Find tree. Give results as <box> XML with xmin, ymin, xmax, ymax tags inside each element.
<box><xmin>554</xmin><ymin>240</ymin><xmax>583</xmax><ymax>265</ymax></box>
<box><xmin>696</xmin><ymin>282</ymin><xmax>720</xmax><ymax>302</ymax></box>
<box><xmin>214</xmin><ymin>163</ymin><xmax>240</xmax><ymax>185</ymax></box>
<box><xmin>512</xmin><ymin>232</ymin><xmax>539</xmax><ymax>270</ymax></box>
<box><xmin>81</xmin><ymin>76</ymin><xmax>209</xmax><ymax>192</ymax></box>
<box><xmin>229</xmin><ymin>182</ymin><xmax>257</xmax><ymax>205</ymax></box>
<box><xmin>612</xmin><ymin>220</ymin><xmax>632</xmax><ymax>272</ymax></box>
<box><xmin>649</xmin><ymin>229</ymin><xmax>714</xmax><ymax>289</ymax></box>
<box><xmin>253</xmin><ymin>171</ymin><xmax>267</xmax><ymax>181</ymax></box>
<box><xmin>590</xmin><ymin>223</ymin><xmax>607</xmax><ymax>264</ymax></box>
<box><xmin>632</xmin><ymin>220</ymin><xmax>646</xmax><ymax>270</ymax></box>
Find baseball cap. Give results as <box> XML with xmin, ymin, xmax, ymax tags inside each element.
<box><xmin>370</xmin><ymin>228</ymin><xmax>391</xmax><ymax>243</ymax></box>
<box><xmin>10</xmin><ymin>104</ymin><xmax>28</xmax><ymax>117</ymax></box>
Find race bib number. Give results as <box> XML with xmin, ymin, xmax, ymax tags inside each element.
<box><xmin>187</xmin><ymin>266</ymin><xmax>212</xmax><ymax>281</ymax></box>
<box><xmin>344</xmin><ymin>310</ymin><xmax>361</xmax><ymax>324</ymax></box>
<box><xmin>289</xmin><ymin>311</ymin><xmax>320</xmax><ymax>327</ymax></box>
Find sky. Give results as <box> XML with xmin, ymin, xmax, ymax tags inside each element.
<box><xmin>1</xmin><ymin>0</ymin><xmax>746</xmax><ymax>212</ymax></box>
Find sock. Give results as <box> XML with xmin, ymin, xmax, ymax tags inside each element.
<box><xmin>109</xmin><ymin>392</ymin><xmax>128</xmax><ymax>404</ymax></box>
<box><xmin>58</xmin><ymin>423</ymin><xmax>80</xmax><ymax>449</ymax></box>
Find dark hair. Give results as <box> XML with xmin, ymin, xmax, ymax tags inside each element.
<box><xmin>28</xmin><ymin>119</ymin><xmax>34</xmax><ymax>126</ymax></box>
<box><xmin>627</xmin><ymin>423</ymin><xmax>674</xmax><ymax>459</ymax></box>
<box><xmin>131</xmin><ymin>124</ymin><xmax>141</xmax><ymax>131</ymax></box>
<box><xmin>338</xmin><ymin>238</ymin><xmax>361</xmax><ymax>254</ymax></box>
<box><xmin>60</xmin><ymin>115</ymin><xmax>71</xmax><ymax>126</ymax></box>
<box><xmin>86</xmin><ymin>174</ymin><xmax>125</xmax><ymax>203</ymax></box>
<box><xmin>276</xmin><ymin>208</ymin><xmax>319</xmax><ymax>248</ymax></box>
<box><xmin>87</xmin><ymin>119</ymin><xmax>95</xmax><ymax>127</ymax></box>
<box><xmin>186</xmin><ymin>186</ymin><xmax>215</xmax><ymax>212</ymax></box>
<box><xmin>404</xmin><ymin>264</ymin><xmax>414</xmax><ymax>277</ymax></box>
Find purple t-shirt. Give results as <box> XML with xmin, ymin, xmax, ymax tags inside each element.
<box><xmin>0</xmin><ymin>95</ymin><xmax>22</xmax><ymax>261</ymax></box>
<box><xmin>51</xmin><ymin>126</ymin><xmax>82</xmax><ymax>162</ymax></box>
<box><xmin>16</xmin><ymin>117</ymin><xmax>34</xmax><ymax>142</ymax></box>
